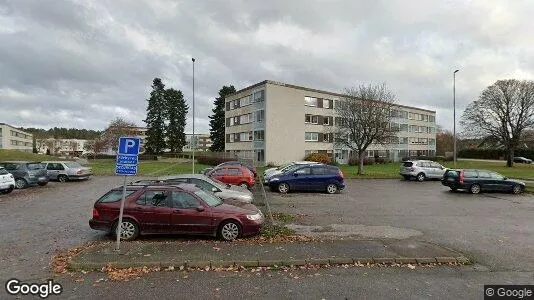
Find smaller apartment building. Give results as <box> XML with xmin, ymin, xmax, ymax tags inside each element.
<box><xmin>0</xmin><ymin>123</ymin><xmax>33</xmax><ymax>153</ymax></box>
<box><xmin>184</xmin><ymin>134</ymin><xmax>212</xmax><ymax>152</ymax></box>
<box><xmin>224</xmin><ymin>81</ymin><xmax>437</xmax><ymax>165</ymax></box>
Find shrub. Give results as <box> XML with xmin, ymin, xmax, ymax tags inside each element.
<box><xmin>304</xmin><ymin>153</ymin><xmax>332</xmax><ymax>164</ymax></box>
<box><xmin>139</xmin><ymin>154</ymin><xmax>158</xmax><ymax>161</ymax></box>
<box><xmin>363</xmin><ymin>157</ymin><xmax>375</xmax><ymax>165</ymax></box>
<box><xmin>265</xmin><ymin>162</ymin><xmax>277</xmax><ymax>167</ymax></box>
<box><xmin>374</xmin><ymin>157</ymin><xmax>391</xmax><ymax>164</ymax></box>
<box><xmin>348</xmin><ymin>157</ymin><xmax>359</xmax><ymax>166</ymax></box>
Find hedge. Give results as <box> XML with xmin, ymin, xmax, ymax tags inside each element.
<box><xmin>458</xmin><ymin>149</ymin><xmax>534</xmax><ymax>160</ymax></box>
<box><xmin>196</xmin><ymin>156</ymin><xmax>236</xmax><ymax>166</ymax></box>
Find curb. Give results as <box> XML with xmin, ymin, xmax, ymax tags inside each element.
<box><xmin>68</xmin><ymin>256</ymin><xmax>471</xmax><ymax>271</ymax></box>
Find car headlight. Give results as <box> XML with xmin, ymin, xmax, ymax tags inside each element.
<box><xmin>246</xmin><ymin>213</ymin><xmax>262</xmax><ymax>221</ymax></box>
<box><xmin>269</xmin><ymin>177</ymin><xmax>279</xmax><ymax>182</ymax></box>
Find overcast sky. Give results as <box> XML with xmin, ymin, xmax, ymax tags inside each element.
<box><xmin>1</xmin><ymin>0</ymin><xmax>533</xmax><ymax>134</ymax></box>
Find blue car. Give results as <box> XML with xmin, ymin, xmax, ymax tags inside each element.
<box><xmin>268</xmin><ymin>164</ymin><xmax>345</xmax><ymax>194</ymax></box>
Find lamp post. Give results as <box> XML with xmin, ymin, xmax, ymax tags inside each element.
<box><xmin>192</xmin><ymin>58</ymin><xmax>196</xmax><ymax>173</ymax></box>
<box><xmin>453</xmin><ymin>69</ymin><xmax>459</xmax><ymax>166</ymax></box>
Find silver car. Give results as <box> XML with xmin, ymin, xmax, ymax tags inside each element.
<box><xmin>41</xmin><ymin>161</ymin><xmax>92</xmax><ymax>182</ymax></box>
<box><xmin>399</xmin><ymin>160</ymin><xmax>446</xmax><ymax>181</ymax></box>
<box><xmin>158</xmin><ymin>174</ymin><xmax>254</xmax><ymax>204</ymax></box>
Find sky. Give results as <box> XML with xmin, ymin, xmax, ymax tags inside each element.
<box><xmin>1</xmin><ymin>0</ymin><xmax>533</xmax><ymax>134</ymax></box>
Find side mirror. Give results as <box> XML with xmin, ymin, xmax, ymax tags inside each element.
<box><xmin>293</xmin><ymin>173</ymin><xmax>298</xmax><ymax>177</ymax></box>
<box><xmin>196</xmin><ymin>206</ymin><xmax>205</xmax><ymax>212</ymax></box>
<box><xmin>212</xmin><ymin>187</ymin><xmax>218</xmax><ymax>192</ymax></box>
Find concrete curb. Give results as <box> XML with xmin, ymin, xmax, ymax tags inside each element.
<box><xmin>68</xmin><ymin>256</ymin><xmax>471</xmax><ymax>271</ymax></box>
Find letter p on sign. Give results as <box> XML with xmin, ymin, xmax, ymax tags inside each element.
<box><xmin>118</xmin><ymin>137</ymin><xmax>140</xmax><ymax>155</ymax></box>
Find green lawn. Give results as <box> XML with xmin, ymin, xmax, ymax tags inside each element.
<box><xmin>0</xmin><ymin>149</ymin><xmax>61</xmax><ymax>161</ymax></box>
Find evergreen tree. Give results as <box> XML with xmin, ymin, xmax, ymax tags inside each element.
<box><xmin>209</xmin><ymin>85</ymin><xmax>236</xmax><ymax>151</ymax></box>
<box><xmin>165</xmin><ymin>88</ymin><xmax>188</xmax><ymax>153</ymax></box>
<box><xmin>144</xmin><ymin>78</ymin><xmax>167</xmax><ymax>154</ymax></box>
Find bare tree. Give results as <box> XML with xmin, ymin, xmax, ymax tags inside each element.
<box><xmin>101</xmin><ymin>117</ymin><xmax>139</xmax><ymax>153</ymax></box>
<box><xmin>461</xmin><ymin>79</ymin><xmax>534</xmax><ymax>167</ymax></box>
<box><xmin>84</xmin><ymin>138</ymin><xmax>108</xmax><ymax>160</ymax></box>
<box><xmin>435</xmin><ymin>126</ymin><xmax>453</xmax><ymax>156</ymax></box>
<box><xmin>332</xmin><ymin>83</ymin><xmax>398</xmax><ymax>175</ymax></box>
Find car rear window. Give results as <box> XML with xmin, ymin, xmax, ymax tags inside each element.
<box><xmin>445</xmin><ymin>170</ymin><xmax>459</xmax><ymax>178</ymax></box>
<box><xmin>402</xmin><ymin>162</ymin><xmax>413</xmax><ymax>167</ymax></box>
<box><xmin>65</xmin><ymin>162</ymin><xmax>82</xmax><ymax>168</ymax></box>
<box><xmin>464</xmin><ymin>170</ymin><xmax>478</xmax><ymax>178</ymax></box>
<box><xmin>98</xmin><ymin>190</ymin><xmax>136</xmax><ymax>203</ymax></box>
<box><xmin>26</xmin><ymin>163</ymin><xmax>44</xmax><ymax>170</ymax></box>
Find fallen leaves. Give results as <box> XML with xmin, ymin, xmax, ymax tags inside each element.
<box><xmin>50</xmin><ymin>242</ymin><xmax>102</xmax><ymax>274</ymax></box>
<box><xmin>101</xmin><ymin>264</ymin><xmax>161</xmax><ymax>281</ymax></box>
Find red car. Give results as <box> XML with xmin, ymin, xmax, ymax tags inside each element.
<box><xmin>207</xmin><ymin>166</ymin><xmax>255</xmax><ymax>189</ymax></box>
<box><xmin>89</xmin><ymin>184</ymin><xmax>264</xmax><ymax>241</ymax></box>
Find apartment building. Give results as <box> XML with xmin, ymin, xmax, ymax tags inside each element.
<box><xmin>0</xmin><ymin>123</ymin><xmax>33</xmax><ymax>153</ymax></box>
<box><xmin>184</xmin><ymin>134</ymin><xmax>212</xmax><ymax>152</ymax></box>
<box><xmin>36</xmin><ymin>138</ymin><xmax>90</xmax><ymax>156</ymax></box>
<box><xmin>225</xmin><ymin>80</ymin><xmax>437</xmax><ymax>165</ymax></box>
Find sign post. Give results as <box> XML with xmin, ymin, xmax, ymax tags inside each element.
<box><xmin>114</xmin><ymin>137</ymin><xmax>140</xmax><ymax>252</ymax></box>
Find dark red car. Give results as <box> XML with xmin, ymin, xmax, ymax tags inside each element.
<box><xmin>89</xmin><ymin>184</ymin><xmax>264</xmax><ymax>241</ymax></box>
<box><xmin>207</xmin><ymin>166</ymin><xmax>255</xmax><ymax>189</ymax></box>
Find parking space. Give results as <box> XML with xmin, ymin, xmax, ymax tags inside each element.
<box><xmin>263</xmin><ymin>179</ymin><xmax>534</xmax><ymax>272</ymax></box>
<box><xmin>1</xmin><ymin>176</ymin><xmax>533</xmax><ymax>283</ymax></box>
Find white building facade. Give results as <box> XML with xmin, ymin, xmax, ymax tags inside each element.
<box><xmin>0</xmin><ymin>123</ymin><xmax>33</xmax><ymax>153</ymax></box>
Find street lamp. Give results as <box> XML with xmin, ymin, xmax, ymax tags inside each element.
<box><xmin>453</xmin><ymin>69</ymin><xmax>459</xmax><ymax>166</ymax></box>
<box><xmin>192</xmin><ymin>58</ymin><xmax>196</xmax><ymax>173</ymax></box>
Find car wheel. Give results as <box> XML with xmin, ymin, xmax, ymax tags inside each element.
<box><xmin>219</xmin><ymin>220</ymin><xmax>241</xmax><ymax>241</ymax></box>
<box><xmin>326</xmin><ymin>184</ymin><xmax>338</xmax><ymax>194</ymax></box>
<box><xmin>512</xmin><ymin>185</ymin><xmax>522</xmax><ymax>195</ymax></box>
<box><xmin>15</xmin><ymin>178</ymin><xmax>28</xmax><ymax>189</ymax></box>
<box><xmin>277</xmin><ymin>183</ymin><xmax>289</xmax><ymax>194</ymax></box>
<box><xmin>450</xmin><ymin>187</ymin><xmax>458</xmax><ymax>192</ymax></box>
<box><xmin>112</xmin><ymin>219</ymin><xmax>139</xmax><ymax>241</ymax></box>
<box><xmin>416</xmin><ymin>173</ymin><xmax>426</xmax><ymax>182</ymax></box>
<box><xmin>58</xmin><ymin>175</ymin><xmax>68</xmax><ymax>182</ymax></box>
<box><xmin>238</xmin><ymin>182</ymin><xmax>249</xmax><ymax>189</ymax></box>
<box><xmin>469</xmin><ymin>184</ymin><xmax>481</xmax><ymax>194</ymax></box>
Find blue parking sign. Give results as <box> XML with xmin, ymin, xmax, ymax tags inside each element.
<box><xmin>118</xmin><ymin>137</ymin><xmax>141</xmax><ymax>155</ymax></box>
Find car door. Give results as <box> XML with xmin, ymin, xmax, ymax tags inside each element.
<box><xmin>130</xmin><ymin>190</ymin><xmax>173</xmax><ymax>233</ymax></box>
<box><xmin>226</xmin><ymin>168</ymin><xmax>241</xmax><ymax>185</ymax></box>
<box><xmin>291</xmin><ymin>167</ymin><xmax>312</xmax><ymax>191</ymax></box>
<box><xmin>430</xmin><ymin>162</ymin><xmax>445</xmax><ymax>179</ymax></box>
<box><xmin>476</xmin><ymin>170</ymin><xmax>494</xmax><ymax>191</ymax></box>
<box><xmin>310</xmin><ymin>166</ymin><xmax>327</xmax><ymax>191</ymax></box>
<box><xmin>169</xmin><ymin>191</ymin><xmax>212</xmax><ymax>234</ymax></box>
<box><xmin>46</xmin><ymin>163</ymin><xmax>59</xmax><ymax>180</ymax></box>
<box><xmin>209</xmin><ymin>169</ymin><xmax>227</xmax><ymax>184</ymax></box>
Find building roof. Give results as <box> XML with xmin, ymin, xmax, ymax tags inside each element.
<box><xmin>228</xmin><ymin>80</ymin><xmax>436</xmax><ymax>113</ymax></box>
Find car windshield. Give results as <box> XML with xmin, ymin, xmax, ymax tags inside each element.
<box><xmin>194</xmin><ymin>190</ymin><xmax>223</xmax><ymax>207</ymax></box>
<box><xmin>402</xmin><ymin>162</ymin><xmax>413</xmax><ymax>167</ymax></box>
<box><xmin>65</xmin><ymin>162</ymin><xmax>82</xmax><ymax>168</ymax></box>
<box><xmin>26</xmin><ymin>163</ymin><xmax>44</xmax><ymax>170</ymax></box>
<box><xmin>278</xmin><ymin>164</ymin><xmax>293</xmax><ymax>171</ymax></box>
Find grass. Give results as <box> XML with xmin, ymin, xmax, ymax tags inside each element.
<box><xmin>0</xmin><ymin>149</ymin><xmax>61</xmax><ymax>161</ymax></box>
<box><xmin>88</xmin><ymin>160</ymin><xmax>211</xmax><ymax>176</ymax></box>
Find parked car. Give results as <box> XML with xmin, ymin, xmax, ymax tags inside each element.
<box><xmin>41</xmin><ymin>161</ymin><xmax>92</xmax><ymax>182</ymax></box>
<box><xmin>441</xmin><ymin>169</ymin><xmax>525</xmax><ymax>194</ymax></box>
<box><xmin>156</xmin><ymin>174</ymin><xmax>254</xmax><ymax>204</ymax></box>
<box><xmin>513</xmin><ymin>157</ymin><xmax>533</xmax><ymax>164</ymax></box>
<box><xmin>263</xmin><ymin>161</ymin><xmax>320</xmax><ymax>184</ymax></box>
<box><xmin>207</xmin><ymin>166</ymin><xmax>255</xmax><ymax>189</ymax></box>
<box><xmin>205</xmin><ymin>161</ymin><xmax>257</xmax><ymax>177</ymax></box>
<box><xmin>0</xmin><ymin>161</ymin><xmax>49</xmax><ymax>189</ymax></box>
<box><xmin>267</xmin><ymin>164</ymin><xmax>345</xmax><ymax>194</ymax></box>
<box><xmin>0</xmin><ymin>167</ymin><xmax>15</xmax><ymax>194</ymax></box>
<box><xmin>89</xmin><ymin>183</ymin><xmax>264</xmax><ymax>241</ymax></box>
<box><xmin>399</xmin><ymin>160</ymin><xmax>446</xmax><ymax>181</ymax></box>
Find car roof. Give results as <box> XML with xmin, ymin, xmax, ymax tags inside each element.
<box><xmin>0</xmin><ymin>161</ymin><xmax>42</xmax><ymax>163</ymax></box>
<box><xmin>41</xmin><ymin>161</ymin><xmax>70</xmax><ymax>163</ymax></box>
<box><xmin>113</xmin><ymin>183</ymin><xmax>202</xmax><ymax>192</ymax></box>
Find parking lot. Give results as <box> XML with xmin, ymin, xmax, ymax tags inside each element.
<box><xmin>0</xmin><ymin>176</ymin><xmax>533</xmax><ymax>284</ymax></box>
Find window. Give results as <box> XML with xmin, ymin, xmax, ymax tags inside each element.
<box><xmin>241</xmin><ymin>95</ymin><xmax>251</xmax><ymax>106</ymax></box>
<box><xmin>171</xmin><ymin>191</ymin><xmax>200</xmax><ymax>209</ymax></box>
<box><xmin>189</xmin><ymin>178</ymin><xmax>216</xmax><ymax>192</ymax></box>
<box><xmin>229</xmin><ymin>134</ymin><xmax>234</xmax><ymax>142</ymax></box>
<box><xmin>305</xmin><ymin>132</ymin><xmax>319</xmax><ymax>141</ymax></box>
<box><xmin>311</xmin><ymin>167</ymin><xmax>326</xmax><ymax>175</ymax></box>
<box><xmin>408</xmin><ymin>113</ymin><xmax>414</xmax><ymax>120</ymax></box>
<box><xmin>490</xmin><ymin>172</ymin><xmax>504</xmax><ymax>180</ymax></box>
<box><xmin>98</xmin><ymin>190</ymin><xmax>136</xmax><ymax>203</ymax></box>
<box><xmin>254</xmin><ymin>130</ymin><xmax>264</xmax><ymax>141</ymax></box>
<box><xmin>136</xmin><ymin>191</ymin><xmax>169</xmax><ymax>207</ymax></box>
<box><xmin>226</xmin><ymin>102</ymin><xmax>231</xmax><ymax>111</ymax></box>
<box><xmin>240</xmin><ymin>114</ymin><xmax>251</xmax><ymax>124</ymax></box>
<box><xmin>429</xmin><ymin>138</ymin><xmax>435</xmax><ymax>145</ymax></box>
<box><xmin>323</xmin><ymin>99</ymin><xmax>330</xmax><ymax>108</ymax></box>
<box><xmin>295</xmin><ymin>167</ymin><xmax>311</xmax><ymax>175</ymax></box>
<box><xmin>305</xmin><ymin>150</ymin><xmax>318</xmax><ymax>156</ymax></box>
<box><xmin>323</xmin><ymin>133</ymin><xmax>333</xmax><ymax>143</ymax></box>
<box><xmin>254</xmin><ymin>110</ymin><xmax>264</xmax><ymax>123</ymax></box>
<box><xmin>233</xmin><ymin>99</ymin><xmax>240</xmax><ymax>109</ymax></box>
<box><xmin>323</xmin><ymin>116</ymin><xmax>331</xmax><ymax>125</ymax></box>
<box><xmin>305</xmin><ymin>115</ymin><xmax>319</xmax><ymax>124</ymax></box>
<box><xmin>305</xmin><ymin>96</ymin><xmax>318</xmax><ymax>107</ymax></box>
<box><xmin>239</xmin><ymin>132</ymin><xmax>253</xmax><ymax>141</ymax></box>
<box><xmin>429</xmin><ymin>115</ymin><xmax>435</xmax><ymax>122</ymax></box>
<box><xmin>410</xmin><ymin>125</ymin><xmax>418</xmax><ymax>132</ymax></box>
<box><xmin>478</xmin><ymin>171</ymin><xmax>491</xmax><ymax>178</ymax></box>
<box><xmin>254</xmin><ymin>90</ymin><xmax>265</xmax><ymax>102</ymax></box>
<box><xmin>399</xmin><ymin>124</ymin><xmax>408</xmax><ymax>132</ymax></box>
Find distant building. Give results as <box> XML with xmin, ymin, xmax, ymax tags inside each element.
<box><xmin>184</xmin><ymin>134</ymin><xmax>212</xmax><ymax>152</ymax></box>
<box><xmin>36</xmin><ymin>138</ymin><xmax>90</xmax><ymax>156</ymax></box>
<box><xmin>100</xmin><ymin>126</ymin><xmax>148</xmax><ymax>155</ymax></box>
<box><xmin>0</xmin><ymin>123</ymin><xmax>33</xmax><ymax>153</ymax></box>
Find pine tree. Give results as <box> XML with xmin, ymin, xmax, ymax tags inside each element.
<box><xmin>144</xmin><ymin>78</ymin><xmax>167</xmax><ymax>154</ymax></box>
<box><xmin>209</xmin><ymin>85</ymin><xmax>236</xmax><ymax>151</ymax></box>
<box><xmin>165</xmin><ymin>88</ymin><xmax>188</xmax><ymax>153</ymax></box>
